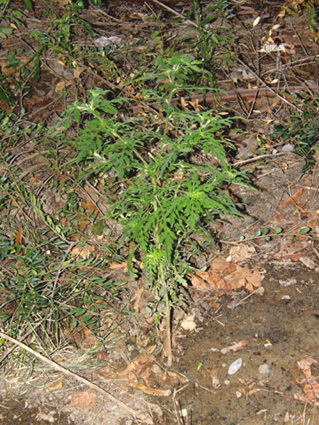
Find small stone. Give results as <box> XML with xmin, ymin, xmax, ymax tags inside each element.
<box><xmin>281</xmin><ymin>143</ymin><xmax>294</xmax><ymax>152</ymax></box>
<box><xmin>258</xmin><ymin>364</ymin><xmax>274</xmax><ymax>382</ymax></box>
<box><xmin>228</xmin><ymin>358</ymin><xmax>243</xmax><ymax>375</ymax></box>
<box><xmin>279</xmin><ymin>278</ymin><xmax>297</xmax><ymax>287</ymax></box>
<box><xmin>299</xmin><ymin>257</ymin><xmax>316</xmax><ymax>269</ymax></box>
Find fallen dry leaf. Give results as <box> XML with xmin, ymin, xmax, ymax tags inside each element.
<box><xmin>209</xmin><ymin>368</ymin><xmax>221</xmax><ymax>389</ymax></box>
<box><xmin>109</xmin><ymin>261</ymin><xmax>128</xmax><ymax>270</ymax></box>
<box><xmin>55</xmin><ymin>81</ymin><xmax>66</xmax><ymax>93</ymax></box>
<box><xmin>73</xmin><ymin>67</ymin><xmax>85</xmax><ymax>79</ymax></box>
<box><xmin>71</xmin><ymin>245</ymin><xmax>96</xmax><ymax>259</ymax></box>
<box><xmin>191</xmin><ymin>257</ymin><xmax>262</xmax><ymax>294</ymax></box>
<box><xmin>221</xmin><ymin>340</ymin><xmax>248</xmax><ymax>355</ymax></box>
<box><xmin>280</xmin><ymin>188</ymin><xmax>304</xmax><ymax>208</ymax></box>
<box><xmin>16</xmin><ymin>227</ymin><xmax>23</xmax><ymax>245</ymax></box>
<box><xmin>82</xmin><ymin>327</ymin><xmax>98</xmax><ymax>349</ymax></box>
<box><xmin>69</xmin><ymin>390</ymin><xmax>97</xmax><ymax>409</ymax></box>
<box><xmin>294</xmin><ymin>358</ymin><xmax>319</xmax><ymax>405</ymax></box>
<box><xmin>299</xmin><ymin>257</ymin><xmax>316</xmax><ymax>269</ymax></box>
<box><xmin>191</xmin><ymin>269</ymin><xmax>230</xmax><ymax>292</ymax></box>
<box><xmin>297</xmin><ymin>357</ymin><xmax>317</xmax><ymax>379</ymax></box>
<box><xmin>273</xmin><ymin>252</ymin><xmax>305</xmax><ymax>261</ymax></box>
<box><xmin>273</xmin><ymin>240</ymin><xmax>309</xmax><ymax>261</ymax></box>
<box><xmin>229</xmin><ymin>245</ymin><xmax>256</xmax><ymax>262</ymax></box>
<box><xmin>130</xmin><ymin>382</ymin><xmax>171</xmax><ymax>397</ymax></box>
<box><xmin>132</xmin><ymin>285</ymin><xmax>144</xmax><ymax>312</ymax></box>
<box><xmin>181</xmin><ymin>314</ymin><xmax>197</xmax><ymax>331</ymax></box>
<box><xmin>294</xmin><ymin>382</ymin><xmax>319</xmax><ymax>404</ymax></box>
<box><xmin>47</xmin><ymin>378</ymin><xmax>63</xmax><ymax>392</ymax></box>
<box><xmin>242</xmin><ymin>269</ymin><xmax>262</xmax><ymax>292</ymax></box>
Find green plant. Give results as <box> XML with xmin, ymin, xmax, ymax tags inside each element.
<box><xmin>0</xmin><ymin>109</ymin><xmax>130</xmax><ymax>358</ymax></box>
<box><xmin>269</xmin><ymin>98</ymin><xmax>319</xmax><ymax>170</ymax></box>
<box><xmin>181</xmin><ymin>0</ymin><xmax>236</xmax><ymax>73</ymax></box>
<box><xmin>63</xmin><ymin>53</ymin><xmax>250</xmax><ymax>364</ymax></box>
<box><xmin>0</xmin><ymin>230</ymin><xmax>125</xmax><ymax>351</ymax></box>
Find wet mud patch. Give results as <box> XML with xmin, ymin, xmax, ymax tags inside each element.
<box><xmin>168</xmin><ymin>264</ymin><xmax>319</xmax><ymax>424</ymax></box>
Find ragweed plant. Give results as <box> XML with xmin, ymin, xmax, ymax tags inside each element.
<box><xmin>63</xmin><ymin>54</ymin><xmax>250</xmax><ymax>364</ymax></box>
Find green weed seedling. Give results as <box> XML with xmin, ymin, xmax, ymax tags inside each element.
<box><xmin>64</xmin><ymin>53</ymin><xmax>250</xmax><ymax>365</ymax></box>
<box><xmin>269</xmin><ymin>93</ymin><xmax>319</xmax><ymax>171</ymax></box>
<box><xmin>180</xmin><ymin>0</ymin><xmax>236</xmax><ymax>74</ymax></box>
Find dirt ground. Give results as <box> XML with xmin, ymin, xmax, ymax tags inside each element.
<box><xmin>1</xmin><ymin>0</ymin><xmax>319</xmax><ymax>424</ymax></box>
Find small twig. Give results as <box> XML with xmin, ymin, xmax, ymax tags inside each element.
<box><xmin>236</xmin><ymin>57</ymin><xmax>303</xmax><ymax>113</ymax></box>
<box><xmin>18</xmin><ymin>163</ymin><xmax>48</xmax><ymax>180</ymax></box>
<box><xmin>155</xmin><ymin>359</ymin><xmax>215</xmax><ymax>394</ymax></box>
<box><xmin>227</xmin><ymin>287</ymin><xmax>264</xmax><ymax>310</ymax></box>
<box><xmin>94</xmin><ymin>9</ymin><xmax>123</xmax><ymax>23</ymax></box>
<box><xmin>289</xmin><ymin>15</ymin><xmax>309</xmax><ymax>57</ymax></box>
<box><xmin>0</xmin><ymin>331</ymin><xmax>146</xmax><ymax>421</ymax></box>
<box><xmin>52</xmin><ymin>242</ymin><xmax>77</xmax><ymax>293</ymax></box>
<box><xmin>28</xmin><ymin>96</ymin><xmax>63</xmax><ymax>120</ymax></box>
<box><xmin>172</xmin><ymin>388</ymin><xmax>183</xmax><ymax>425</ymax></box>
<box><xmin>233</xmin><ymin>151</ymin><xmax>288</xmax><ymax>167</ymax></box>
<box><xmin>247</xmin><ymin>40</ymin><xmax>260</xmax><ymax>119</ymax></box>
<box><xmin>312</xmin><ymin>244</ymin><xmax>319</xmax><ymax>260</ymax></box>
<box><xmin>0</xmin><ymin>324</ymin><xmax>41</xmax><ymax>363</ymax></box>
<box><xmin>151</xmin><ymin>0</ymin><xmax>197</xmax><ymax>27</ymax></box>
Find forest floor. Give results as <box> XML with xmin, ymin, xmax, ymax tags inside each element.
<box><xmin>1</xmin><ymin>0</ymin><xmax>319</xmax><ymax>424</ymax></box>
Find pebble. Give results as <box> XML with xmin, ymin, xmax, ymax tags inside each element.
<box><xmin>258</xmin><ymin>364</ymin><xmax>274</xmax><ymax>382</ymax></box>
<box><xmin>228</xmin><ymin>358</ymin><xmax>243</xmax><ymax>375</ymax></box>
<box><xmin>279</xmin><ymin>278</ymin><xmax>297</xmax><ymax>287</ymax></box>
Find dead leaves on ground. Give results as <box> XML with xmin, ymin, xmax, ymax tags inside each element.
<box><xmin>191</xmin><ymin>256</ymin><xmax>263</xmax><ymax>294</ymax></box>
<box><xmin>96</xmin><ymin>349</ymin><xmax>186</xmax><ymax>397</ymax></box>
<box><xmin>294</xmin><ymin>357</ymin><xmax>319</xmax><ymax>405</ymax></box>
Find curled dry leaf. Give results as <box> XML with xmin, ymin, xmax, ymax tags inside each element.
<box><xmin>294</xmin><ymin>380</ymin><xmax>319</xmax><ymax>404</ymax></box>
<box><xmin>181</xmin><ymin>314</ymin><xmax>197</xmax><ymax>331</ymax></box>
<box><xmin>210</xmin><ymin>368</ymin><xmax>221</xmax><ymax>389</ymax></box>
<box><xmin>221</xmin><ymin>340</ymin><xmax>248</xmax><ymax>355</ymax></box>
<box><xmin>71</xmin><ymin>245</ymin><xmax>96</xmax><ymax>259</ymax></box>
<box><xmin>297</xmin><ymin>357</ymin><xmax>317</xmax><ymax>379</ymax></box>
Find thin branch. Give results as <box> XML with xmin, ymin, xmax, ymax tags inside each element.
<box><xmin>0</xmin><ymin>331</ymin><xmax>147</xmax><ymax>421</ymax></box>
<box><xmin>236</xmin><ymin>57</ymin><xmax>303</xmax><ymax>113</ymax></box>
<box><xmin>151</xmin><ymin>0</ymin><xmax>197</xmax><ymax>27</ymax></box>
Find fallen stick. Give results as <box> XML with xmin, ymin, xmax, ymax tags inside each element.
<box><xmin>0</xmin><ymin>331</ymin><xmax>147</xmax><ymax>421</ymax></box>
<box><xmin>130</xmin><ymin>85</ymin><xmax>318</xmax><ymax>115</ymax></box>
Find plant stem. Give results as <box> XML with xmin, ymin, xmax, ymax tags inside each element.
<box><xmin>163</xmin><ymin>279</ymin><xmax>172</xmax><ymax>366</ymax></box>
<box><xmin>152</xmin><ymin>179</ymin><xmax>172</xmax><ymax>366</ymax></box>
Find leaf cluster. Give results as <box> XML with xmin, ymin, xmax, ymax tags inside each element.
<box><xmin>64</xmin><ymin>54</ymin><xmax>250</xmax><ymax>307</ymax></box>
